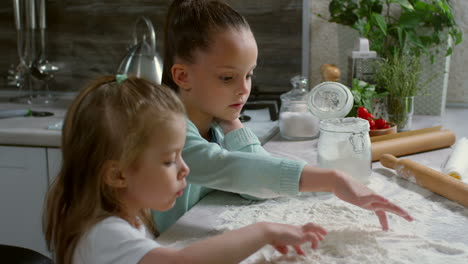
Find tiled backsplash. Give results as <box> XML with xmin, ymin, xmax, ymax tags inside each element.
<box><xmin>0</xmin><ymin>0</ymin><xmax>303</xmax><ymax>94</ymax></box>
<box><xmin>2</xmin><ymin>0</ymin><xmax>466</xmax><ymax>105</ymax></box>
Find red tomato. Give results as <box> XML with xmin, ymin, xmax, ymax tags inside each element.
<box><xmin>368</xmin><ymin>118</ymin><xmax>376</xmax><ymax>130</ymax></box>
<box><xmin>383</xmin><ymin>124</ymin><xmax>391</xmax><ymax>129</ymax></box>
<box><xmin>375</xmin><ymin>119</ymin><xmax>387</xmax><ymax>129</ymax></box>
<box><xmin>357</xmin><ymin>106</ymin><xmax>375</xmax><ymax>120</ymax></box>
<box><xmin>357</xmin><ymin>107</ymin><xmax>369</xmax><ymax>119</ymax></box>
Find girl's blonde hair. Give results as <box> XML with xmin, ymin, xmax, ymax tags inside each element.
<box><xmin>43</xmin><ymin>76</ymin><xmax>185</xmax><ymax>264</ymax></box>
<box><xmin>162</xmin><ymin>0</ymin><xmax>251</xmax><ymax>91</ymax></box>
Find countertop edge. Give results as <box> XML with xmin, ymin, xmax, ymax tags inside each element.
<box><xmin>0</xmin><ymin>129</ymin><xmax>61</xmax><ymax>148</ymax></box>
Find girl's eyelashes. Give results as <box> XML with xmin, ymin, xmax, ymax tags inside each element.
<box><xmin>163</xmin><ymin>155</ymin><xmax>177</xmax><ymax>166</ymax></box>
<box><xmin>219</xmin><ymin>75</ymin><xmax>234</xmax><ymax>82</ymax></box>
<box><xmin>163</xmin><ymin>151</ymin><xmax>182</xmax><ymax>166</ymax></box>
<box><xmin>164</xmin><ymin>161</ymin><xmax>176</xmax><ymax>166</ymax></box>
<box><xmin>219</xmin><ymin>72</ymin><xmax>255</xmax><ymax>82</ymax></box>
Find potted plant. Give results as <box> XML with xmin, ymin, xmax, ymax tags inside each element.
<box><xmin>373</xmin><ymin>54</ymin><xmax>429</xmax><ymax>130</ymax></box>
<box><xmin>325</xmin><ymin>0</ymin><xmax>462</xmax><ymax>60</ymax></box>
<box><xmin>323</xmin><ymin>0</ymin><xmax>462</xmax><ymax>130</ymax></box>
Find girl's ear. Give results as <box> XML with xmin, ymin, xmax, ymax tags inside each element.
<box><xmin>172</xmin><ymin>64</ymin><xmax>191</xmax><ymax>91</ymax></box>
<box><xmin>103</xmin><ymin>160</ymin><xmax>127</xmax><ymax>188</ymax></box>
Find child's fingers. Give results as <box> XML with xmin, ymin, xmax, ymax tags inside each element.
<box><xmin>371</xmin><ymin>201</ymin><xmax>413</xmax><ymax>231</ymax></box>
<box><xmin>302</xmin><ymin>223</ymin><xmax>327</xmax><ymax>236</ymax></box>
<box><xmin>273</xmin><ymin>245</ymin><xmax>288</xmax><ymax>255</ymax></box>
<box><xmin>360</xmin><ymin>195</ymin><xmax>413</xmax><ymax>222</ymax></box>
<box><xmin>375</xmin><ymin>202</ymin><xmax>413</xmax><ymax>222</ymax></box>
<box><xmin>375</xmin><ymin>210</ymin><xmax>389</xmax><ymax>231</ymax></box>
<box><xmin>293</xmin><ymin>245</ymin><xmax>304</xmax><ymax>255</ymax></box>
<box><xmin>315</xmin><ymin>232</ymin><xmax>325</xmax><ymax>241</ymax></box>
<box><xmin>302</xmin><ymin>222</ymin><xmax>327</xmax><ymax>249</ymax></box>
<box><xmin>365</xmin><ymin>197</ymin><xmax>413</xmax><ymax>221</ymax></box>
<box><xmin>356</xmin><ymin>193</ymin><xmax>388</xmax><ymax>207</ymax></box>
<box><xmin>311</xmin><ymin>237</ymin><xmax>318</xmax><ymax>250</ymax></box>
<box><xmin>272</xmin><ymin>223</ymin><xmax>327</xmax><ymax>255</ymax></box>
<box><xmin>305</xmin><ymin>232</ymin><xmax>320</xmax><ymax>249</ymax></box>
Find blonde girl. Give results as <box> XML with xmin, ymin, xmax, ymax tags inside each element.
<box><xmin>158</xmin><ymin>0</ymin><xmax>413</xmax><ymax>232</ymax></box>
<box><xmin>44</xmin><ymin>75</ymin><xmax>328</xmax><ymax>264</ymax></box>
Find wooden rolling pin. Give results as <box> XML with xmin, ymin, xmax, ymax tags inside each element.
<box><xmin>371</xmin><ymin>126</ymin><xmax>442</xmax><ymax>143</ymax></box>
<box><xmin>372</xmin><ymin>129</ymin><xmax>456</xmax><ymax>161</ymax></box>
<box><xmin>380</xmin><ymin>154</ymin><xmax>468</xmax><ymax>207</ymax></box>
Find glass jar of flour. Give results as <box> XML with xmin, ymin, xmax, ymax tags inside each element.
<box><xmin>279</xmin><ymin>76</ymin><xmax>354</xmax><ymax>140</ymax></box>
<box><xmin>279</xmin><ymin>76</ymin><xmax>319</xmax><ymax>140</ymax></box>
<box><xmin>317</xmin><ymin>118</ymin><xmax>372</xmax><ymax>184</ymax></box>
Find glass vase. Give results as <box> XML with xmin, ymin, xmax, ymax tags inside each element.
<box><xmin>386</xmin><ymin>96</ymin><xmax>414</xmax><ymax>131</ymax></box>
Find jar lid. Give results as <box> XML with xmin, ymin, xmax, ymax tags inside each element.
<box><xmin>306</xmin><ymin>81</ymin><xmax>353</xmax><ymax>119</ymax></box>
<box><xmin>320</xmin><ymin>117</ymin><xmax>370</xmax><ymax>133</ymax></box>
<box><xmin>280</xmin><ymin>75</ymin><xmax>309</xmax><ymax>102</ymax></box>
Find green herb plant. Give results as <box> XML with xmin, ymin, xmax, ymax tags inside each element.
<box><xmin>324</xmin><ymin>0</ymin><xmax>462</xmax><ymax>61</ymax></box>
<box><xmin>347</xmin><ymin>78</ymin><xmax>388</xmax><ymax>117</ymax></box>
<box><xmin>373</xmin><ymin>53</ymin><xmax>434</xmax><ymax>129</ymax></box>
<box><xmin>322</xmin><ymin>0</ymin><xmax>461</xmax><ymax>130</ymax></box>
<box><xmin>374</xmin><ymin>54</ymin><xmax>422</xmax><ymax>98</ymax></box>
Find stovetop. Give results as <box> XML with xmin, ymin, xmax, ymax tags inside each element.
<box><xmin>241</xmin><ymin>93</ymin><xmax>281</xmax><ymax>144</ymax></box>
<box><xmin>242</xmin><ymin>108</ymin><xmax>279</xmax><ymax>145</ymax></box>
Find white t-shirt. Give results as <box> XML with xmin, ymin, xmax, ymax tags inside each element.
<box><xmin>73</xmin><ymin>216</ymin><xmax>160</xmax><ymax>264</ymax></box>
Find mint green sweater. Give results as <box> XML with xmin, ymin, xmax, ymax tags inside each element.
<box><xmin>153</xmin><ymin>119</ymin><xmax>306</xmax><ymax>232</ymax></box>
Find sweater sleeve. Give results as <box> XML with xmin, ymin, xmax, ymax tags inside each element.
<box><xmin>184</xmin><ymin>121</ymin><xmax>304</xmax><ymax>198</ymax></box>
<box><xmin>221</xmin><ymin>124</ymin><xmax>271</xmax><ymax>155</ymax></box>
<box><xmin>216</xmin><ymin>124</ymin><xmax>273</xmax><ymax>200</ymax></box>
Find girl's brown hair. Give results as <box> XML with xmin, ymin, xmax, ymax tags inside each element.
<box><xmin>162</xmin><ymin>0</ymin><xmax>251</xmax><ymax>91</ymax></box>
<box><xmin>43</xmin><ymin>76</ymin><xmax>185</xmax><ymax>264</ymax></box>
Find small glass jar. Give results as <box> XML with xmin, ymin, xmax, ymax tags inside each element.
<box><xmin>317</xmin><ymin>118</ymin><xmax>372</xmax><ymax>184</ymax></box>
<box><xmin>279</xmin><ymin>76</ymin><xmax>320</xmax><ymax>140</ymax></box>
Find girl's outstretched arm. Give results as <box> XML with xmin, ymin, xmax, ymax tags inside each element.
<box><xmin>298</xmin><ymin>165</ymin><xmax>413</xmax><ymax>231</ymax></box>
<box><xmin>140</xmin><ymin>222</ymin><xmax>327</xmax><ymax>264</ymax></box>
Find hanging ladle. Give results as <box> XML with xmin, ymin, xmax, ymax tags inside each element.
<box><xmin>31</xmin><ymin>0</ymin><xmax>58</xmax><ymax>81</ymax></box>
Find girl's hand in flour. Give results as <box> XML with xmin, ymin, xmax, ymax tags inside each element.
<box><xmin>215</xmin><ymin>117</ymin><xmax>244</xmax><ymax>134</ymax></box>
<box><xmin>299</xmin><ymin>166</ymin><xmax>413</xmax><ymax>231</ymax></box>
<box><xmin>262</xmin><ymin>222</ymin><xmax>327</xmax><ymax>255</ymax></box>
<box><xmin>332</xmin><ymin>171</ymin><xmax>414</xmax><ymax>231</ymax></box>
<box><xmin>147</xmin><ymin>221</ymin><xmax>326</xmax><ymax>263</ymax></box>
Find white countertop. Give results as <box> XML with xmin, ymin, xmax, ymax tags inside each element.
<box><xmin>0</xmin><ymin>99</ymin><xmax>278</xmax><ymax>147</ymax></box>
<box><xmin>2</xmin><ymin>97</ymin><xmax>467</xmax><ymax>262</ymax></box>
<box><xmin>2</xmin><ymin>92</ymin><xmax>465</xmax><ymax>148</ymax></box>
<box><xmin>157</xmin><ymin>109</ymin><xmax>468</xmax><ymax>263</ymax></box>
<box><xmin>0</xmin><ymin>99</ymin><xmax>70</xmax><ymax>147</ymax></box>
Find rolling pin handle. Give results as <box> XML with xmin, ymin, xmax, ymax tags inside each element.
<box><xmin>380</xmin><ymin>154</ymin><xmax>399</xmax><ymax>169</ymax></box>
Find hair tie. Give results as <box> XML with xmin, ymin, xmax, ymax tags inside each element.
<box><xmin>116</xmin><ymin>74</ymin><xmax>128</xmax><ymax>84</ymax></box>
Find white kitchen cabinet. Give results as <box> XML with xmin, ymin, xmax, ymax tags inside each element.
<box><xmin>0</xmin><ymin>145</ymin><xmax>54</xmax><ymax>256</ymax></box>
<box><xmin>47</xmin><ymin>147</ymin><xmax>61</xmax><ymax>183</ymax></box>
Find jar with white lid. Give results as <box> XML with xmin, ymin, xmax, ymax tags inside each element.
<box><xmin>306</xmin><ymin>81</ymin><xmax>354</xmax><ymax>120</ymax></box>
<box><xmin>317</xmin><ymin>117</ymin><xmax>372</xmax><ymax>184</ymax></box>
<box><xmin>279</xmin><ymin>77</ymin><xmax>354</xmax><ymax>140</ymax></box>
<box><xmin>279</xmin><ymin>76</ymin><xmax>320</xmax><ymax>140</ymax></box>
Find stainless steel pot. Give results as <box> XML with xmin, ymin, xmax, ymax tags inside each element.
<box><xmin>116</xmin><ymin>16</ymin><xmax>163</xmax><ymax>85</ymax></box>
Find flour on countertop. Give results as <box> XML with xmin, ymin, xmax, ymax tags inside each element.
<box><xmin>215</xmin><ymin>173</ymin><xmax>468</xmax><ymax>264</ymax></box>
